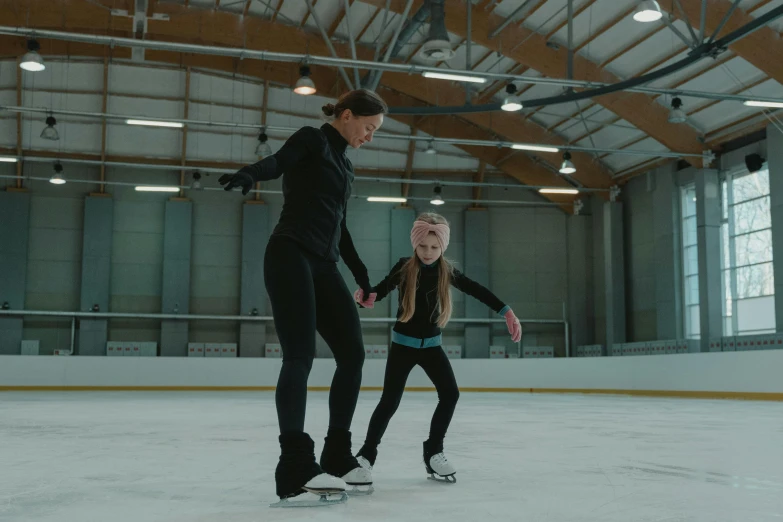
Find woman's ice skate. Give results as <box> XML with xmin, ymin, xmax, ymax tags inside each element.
<box><xmin>320</xmin><ymin>428</ymin><xmax>374</xmax><ymax>496</ymax></box>
<box><xmin>269</xmin><ymin>473</ymin><xmax>348</xmax><ymax>508</ymax></box>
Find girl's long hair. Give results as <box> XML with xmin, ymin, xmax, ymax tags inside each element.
<box><xmin>399</xmin><ymin>213</ymin><xmax>454</xmax><ymax>327</ymax></box>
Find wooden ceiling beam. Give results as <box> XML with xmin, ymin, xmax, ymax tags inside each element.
<box><xmin>300</xmin><ymin>0</ymin><xmax>319</xmax><ymax>27</ymax></box>
<box><xmin>667</xmin><ymin>1</ymin><xmax>783</xmax><ymax>86</ymax></box>
<box><xmin>270</xmin><ymin>0</ymin><xmax>282</xmax><ymax>23</ymax></box>
<box><xmin>0</xmin><ymin>36</ymin><xmax>584</xmax><ymax>207</ymax></box>
<box><xmin>360</xmin><ymin>0</ymin><xmax>704</xmax><ymax>157</ymax></box>
<box><xmin>355</xmin><ymin>7</ymin><xmax>381</xmax><ymax>42</ymax></box>
<box><xmin>328</xmin><ymin>0</ymin><xmax>355</xmax><ymax>37</ymax></box>
<box><xmin>544</xmin><ymin>0</ymin><xmax>597</xmax><ymax>41</ymax></box>
<box><xmin>598</xmin><ymin>26</ymin><xmax>666</xmax><ymax>69</ymax></box>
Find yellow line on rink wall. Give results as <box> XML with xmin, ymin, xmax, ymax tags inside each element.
<box><xmin>0</xmin><ymin>386</ymin><xmax>781</xmax><ymax>401</ymax></box>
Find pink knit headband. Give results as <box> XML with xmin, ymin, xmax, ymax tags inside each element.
<box><xmin>410</xmin><ymin>220</ymin><xmax>450</xmax><ymax>253</ymax></box>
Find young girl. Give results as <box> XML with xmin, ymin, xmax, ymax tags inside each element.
<box><xmin>353</xmin><ymin>212</ymin><xmax>522</xmax><ymax>483</ymax></box>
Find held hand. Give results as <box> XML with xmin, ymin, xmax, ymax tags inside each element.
<box><xmin>504</xmin><ymin>309</ymin><xmax>522</xmax><ymax>343</ymax></box>
<box><xmin>218</xmin><ymin>168</ymin><xmax>254</xmax><ymax>195</ymax></box>
<box><xmin>353</xmin><ymin>288</ymin><xmax>377</xmax><ymax>309</ymax></box>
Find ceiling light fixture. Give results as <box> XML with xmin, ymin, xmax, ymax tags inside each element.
<box><xmin>255</xmin><ymin>129</ymin><xmax>272</xmax><ymax>158</ymax></box>
<box><xmin>294</xmin><ymin>65</ymin><xmax>317</xmax><ymax>95</ymax></box>
<box><xmin>422</xmin><ymin>71</ymin><xmax>487</xmax><ymax>84</ymax></box>
<box><xmin>40</xmin><ymin>115</ymin><xmax>59</xmax><ymax>141</ymax></box>
<box><xmin>633</xmin><ymin>0</ymin><xmax>663</xmax><ymax>22</ymax></box>
<box><xmin>501</xmin><ymin>83</ymin><xmax>523</xmax><ymax>112</ymax></box>
<box><xmin>20</xmin><ymin>40</ymin><xmax>45</xmax><ymax>72</ymax></box>
<box><xmin>512</xmin><ymin>144</ymin><xmax>560</xmax><ymax>153</ymax></box>
<box><xmin>126</xmin><ymin>119</ymin><xmax>184</xmax><ymax>128</ymax></box>
<box><xmin>559</xmin><ymin>152</ymin><xmax>576</xmax><ymax>174</ymax></box>
<box><xmin>668</xmin><ymin>97</ymin><xmax>687</xmax><ymax>124</ymax></box>
<box><xmin>49</xmin><ymin>162</ymin><xmax>65</xmax><ymax>185</ymax></box>
<box><xmin>743</xmin><ymin>100</ymin><xmax>783</xmax><ymax>109</ymax></box>
<box><xmin>430</xmin><ymin>185</ymin><xmax>445</xmax><ymax>206</ymax></box>
<box><xmin>135</xmin><ymin>186</ymin><xmax>181</xmax><ymax>192</ymax></box>
<box><xmin>367</xmin><ymin>196</ymin><xmax>407</xmax><ymax>203</ymax></box>
<box><xmin>539</xmin><ymin>188</ymin><xmax>579</xmax><ymax>195</ymax></box>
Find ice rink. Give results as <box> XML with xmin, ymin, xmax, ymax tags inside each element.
<box><xmin>2</xmin><ymin>390</ymin><xmax>782</xmax><ymax>522</ymax></box>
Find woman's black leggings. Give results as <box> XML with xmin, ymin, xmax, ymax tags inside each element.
<box><xmin>364</xmin><ymin>343</ymin><xmax>460</xmax><ymax>448</ymax></box>
<box><xmin>264</xmin><ymin>236</ymin><xmax>365</xmax><ymax>434</ymax></box>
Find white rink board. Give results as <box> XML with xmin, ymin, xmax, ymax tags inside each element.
<box><xmin>2</xmin><ymin>350</ymin><xmax>783</xmax><ymax>394</ymax></box>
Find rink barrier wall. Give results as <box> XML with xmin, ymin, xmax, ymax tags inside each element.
<box><xmin>1</xmin><ymin>351</ymin><xmax>783</xmax><ymax>401</ymax></box>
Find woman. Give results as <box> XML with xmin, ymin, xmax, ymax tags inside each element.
<box><xmin>354</xmin><ymin>213</ymin><xmax>522</xmax><ymax>484</ymax></box>
<box><xmin>219</xmin><ymin>89</ymin><xmax>387</xmax><ymax>507</ymax></box>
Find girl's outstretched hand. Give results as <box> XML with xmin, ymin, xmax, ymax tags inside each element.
<box><xmin>504</xmin><ymin>309</ymin><xmax>522</xmax><ymax>343</ymax></box>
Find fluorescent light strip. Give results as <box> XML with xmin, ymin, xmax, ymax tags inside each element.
<box><xmin>539</xmin><ymin>188</ymin><xmax>580</xmax><ymax>195</ymax></box>
<box><xmin>422</xmin><ymin>71</ymin><xmax>487</xmax><ymax>84</ymax></box>
<box><xmin>135</xmin><ymin>186</ymin><xmax>181</xmax><ymax>192</ymax></box>
<box><xmin>126</xmin><ymin>119</ymin><xmax>184</xmax><ymax>128</ymax></box>
<box><xmin>367</xmin><ymin>196</ymin><xmax>407</xmax><ymax>203</ymax></box>
<box><xmin>744</xmin><ymin>100</ymin><xmax>783</xmax><ymax>109</ymax></box>
<box><xmin>0</xmin><ymin>157</ymin><xmax>18</xmax><ymax>163</ymax></box>
<box><xmin>512</xmin><ymin>144</ymin><xmax>560</xmax><ymax>153</ymax></box>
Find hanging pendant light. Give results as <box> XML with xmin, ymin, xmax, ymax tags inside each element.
<box><xmin>255</xmin><ymin>129</ymin><xmax>272</xmax><ymax>157</ymax></box>
<box><xmin>559</xmin><ymin>152</ymin><xmax>576</xmax><ymax>175</ymax></box>
<box><xmin>633</xmin><ymin>0</ymin><xmax>663</xmax><ymax>22</ymax></box>
<box><xmin>430</xmin><ymin>185</ymin><xmax>445</xmax><ymax>206</ymax></box>
<box><xmin>501</xmin><ymin>83</ymin><xmax>523</xmax><ymax>112</ymax></box>
<box><xmin>20</xmin><ymin>40</ymin><xmax>45</xmax><ymax>72</ymax></box>
<box><xmin>293</xmin><ymin>66</ymin><xmax>316</xmax><ymax>95</ymax></box>
<box><xmin>49</xmin><ymin>162</ymin><xmax>65</xmax><ymax>185</ymax></box>
<box><xmin>668</xmin><ymin>97</ymin><xmax>687</xmax><ymax>124</ymax></box>
<box><xmin>40</xmin><ymin>115</ymin><xmax>59</xmax><ymax>141</ymax></box>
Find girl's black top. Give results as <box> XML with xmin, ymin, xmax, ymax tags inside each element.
<box><xmin>373</xmin><ymin>257</ymin><xmax>507</xmax><ymax>339</ymax></box>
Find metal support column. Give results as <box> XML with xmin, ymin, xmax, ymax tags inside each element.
<box><xmin>464</xmin><ymin>208</ymin><xmax>491</xmax><ymax>358</ymax></box>
<box><xmin>694</xmin><ymin>169</ymin><xmax>722</xmax><ymax>351</ymax></box>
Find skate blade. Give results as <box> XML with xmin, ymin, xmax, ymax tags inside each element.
<box><xmin>269</xmin><ymin>489</ymin><xmax>348</xmax><ymax>508</ymax></box>
<box><xmin>347</xmin><ymin>484</ymin><xmax>374</xmax><ymax>496</ymax></box>
<box><xmin>428</xmin><ymin>473</ymin><xmax>457</xmax><ymax>484</ymax></box>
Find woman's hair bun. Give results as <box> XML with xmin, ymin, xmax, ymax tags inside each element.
<box><xmin>322</xmin><ymin>103</ymin><xmax>336</xmax><ymax>117</ymax></box>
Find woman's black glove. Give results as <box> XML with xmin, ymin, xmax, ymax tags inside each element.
<box><xmin>219</xmin><ymin>168</ymin><xmax>255</xmax><ymax>195</ymax></box>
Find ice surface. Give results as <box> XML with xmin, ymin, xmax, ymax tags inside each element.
<box><xmin>2</xmin><ymin>391</ymin><xmax>783</xmax><ymax>522</ymax></box>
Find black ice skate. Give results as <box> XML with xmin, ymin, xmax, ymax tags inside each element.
<box><xmin>423</xmin><ymin>439</ymin><xmax>457</xmax><ymax>484</ymax></box>
<box><xmin>270</xmin><ymin>431</ymin><xmax>348</xmax><ymax>508</ymax></box>
<box><xmin>320</xmin><ymin>428</ymin><xmax>374</xmax><ymax>496</ymax></box>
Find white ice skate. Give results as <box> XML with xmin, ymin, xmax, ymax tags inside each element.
<box><xmin>425</xmin><ymin>452</ymin><xmax>457</xmax><ymax>484</ymax></box>
<box><xmin>357</xmin><ymin>455</ymin><xmax>373</xmax><ymax>472</ymax></box>
<box><xmin>342</xmin><ymin>465</ymin><xmax>374</xmax><ymax>496</ymax></box>
<box><xmin>269</xmin><ymin>473</ymin><xmax>348</xmax><ymax>508</ymax></box>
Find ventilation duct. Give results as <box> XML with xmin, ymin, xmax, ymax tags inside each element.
<box><xmin>418</xmin><ymin>0</ymin><xmax>454</xmax><ymax>62</ymax></box>
<box><xmin>391</xmin><ymin>3</ymin><xmax>431</xmax><ymax>60</ymax></box>
<box><xmin>362</xmin><ymin>2</ymin><xmax>429</xmax><ymax>89</ymax></box>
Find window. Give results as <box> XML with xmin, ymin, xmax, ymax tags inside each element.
<box><xmin>721</xmin><ymin>166</ymin><xmax>776</xmax><ymax>336</ymax></box>
<box><xmin>681</xmin><ymin>184</ymin><xmax>700</xmax><ymax>339</ymax></box>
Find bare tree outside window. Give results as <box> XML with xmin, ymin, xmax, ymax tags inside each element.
<box><xmin>720</xmin><ymin>168</ymin><xmax>776</xmax><ymax>335</ymax></box>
